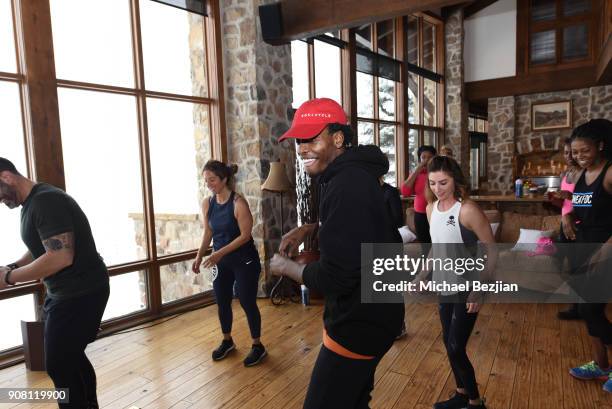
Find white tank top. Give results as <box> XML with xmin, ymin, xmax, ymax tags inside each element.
<box><xmin>429</xmin><ymin>200</ymin><xmax>470</xmax><ymax>294</ymax></box>
<box><xmin>430</xmin><ymin>200</ymin><xmax>463</xmax><ymax>243</ymax></box>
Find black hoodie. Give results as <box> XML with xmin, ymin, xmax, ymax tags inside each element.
<box><xmin>302</xmin><ymin>145</ymin><xmax>405</xmax><ymax>356</ymax></box>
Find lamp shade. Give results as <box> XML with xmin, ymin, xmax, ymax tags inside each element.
<box><xmin>261</xmin><ymin>162</ymin><xmax>293</xmax><ymax>192</ymax></box>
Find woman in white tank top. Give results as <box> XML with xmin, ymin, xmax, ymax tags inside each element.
<box><xmin>425</xmin><ymin>156</ymin><xmax>496</xmax><ymax>409</ymax></box>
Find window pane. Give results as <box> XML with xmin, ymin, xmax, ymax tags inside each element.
<box><xmin>530</xmin><ymin>30</ymin><xmax>556</xmax><ymax>65</ymax></box>
<box><xmin>377</xmin><ymin>20</ymin><xmax>394</xmax><ymax>57</ymax></box>
<box><xmin>468</xmin><ymin>116</ymin><xmax>475</xmax><ymax>132</ymax></box>
<box><xmin>58</xmin><ymin>88</ymin><xmax>145</xmax><ymax>266</ymax></box>
<box><xmin>424</xmin><ymin>130</ymin><xmax>437</xmax><ymax>148</ymax></box>
<box><xmin>379</xmin><ymin>124</ymin><xmax>396</xmax><ymax>186</ymax></box>
<box><xmin>323</xmin><ymin>31</ymin><xmax>341</xmax><ymax>39</ymax></box>
<box><xmin>423</xmin><ymin>22</ymin><xmax>436</xmax><ymax>71</ymax></box>
<box><xmin>140</xmin><ymin>0</ymin><xmax>207</xmax><ymax>97</ymax></box>
<box><xmin>103</xmin><ymin>271</ymin><xmax>147</xmax><ymax>320</ymax></box>
<box><xmin>50</xmin><ymin>0</ymin><xmax>134</xmax><ymax>86</ymax></box>
<box><xmin>314</xmin><ymin>40</ymin><xmax>341</xmax><ymax>104</ymax></box>
<box><xmin>161</xmin><ymin>258</ymin><xmax>213</xmax><ymax>304</ymax></box>
<box><xmin>563</xmin><ymin>25</ymin><xmax>588</xmax><ymax>60</ymax></box>
<box><xmin>563</xmin><ymin>0</ymin><xmax>590</xmax><ymax>16</ymax></box>
<box><xmin>291</xmin><ymin>41</ymin><xmax>309</xmax><ymax>108</ymax></box>
<box><xmin>356</xmin><ymin>24</ymin><xmax>372</xmax><ymax>50</ymax></box>
<box><xmin>477</xmin><ymin>118</ymin><xmax>485</xmax><ymax>132</ymax></box>
<box><xmin>407</xmin><ymin>73</ymin><xmax>419</xmax><ymax>124</ymax></box>
<box><xmin>357</xmin><ymin>72</ymin><xmax>374</xmax><ymax>118</ymax></box>
<box><xmin>358</xmin><ymin>121</ymin><xmax>374</xmax><ymax>145</ymax></box>
<box><xmin>147</xmin><ymin>98</ymin><xmax>208</xmax><ymax>256</ymax></box>
<box><xmin>531</xmin><ymin>0</ymin><xmax>556</xmax><ymax>21</ymax></box>
<box><xmin>406</xmin><ymin>16</ymin><xmax>418</xmax><ymax>65</ymax></box>
<box><xmin>0</xmin><ymin>0</ymin><xmax>16</xmax><ymax>73</ymax></box>
<box><xmin>378</xmin><ymin>78</ymin><xmax>395</xmax><ymax>121</ymax></box>
<box><xmin>408</xmin><ymin>128</ymin><xmax>419</xmax><ymax>174</ymax></box>
<box><xmin>0</xmin><ymin>295</ymin><xmax>36</xmax><ymax>351</ymax></box>
<box><xmin>423</xmin><ymin>79</ymin><xmax>437</xmax><ymax>127</ymax></box>
<box><xmin>0</xmin><ymin>82</ymin><xmax>28</xmax><ymax>261</ymax></box>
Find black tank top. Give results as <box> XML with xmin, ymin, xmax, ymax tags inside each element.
<box><xmin>572</xmin><ymin>161</ymin><xmax>612</xmax><ymax>243</ymax></box>
<box><xmin>207</xmin><ymin>191</ymin><xmax>257</xmax><ymax>257</ymax></box>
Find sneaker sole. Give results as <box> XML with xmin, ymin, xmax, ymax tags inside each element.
<box><xmin>212</xmin><ymin>344</ymin><xmax>235</xmax><ymax>361</ymax></box>
<box><xmin>568</xmin><ymin>370</ymin><xmax>609</xmax><ymax>381</ymax></box>
<box><xmin>244</xmin><ymin>350</ymin><xmax>267</xmax><ymax>367</ymax></box>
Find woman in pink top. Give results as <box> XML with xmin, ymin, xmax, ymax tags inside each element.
<box><xmin>401</xmin><ymin>145</ymin><xmax>436</xmax><ymax>245</ymax></box>
<box><xmin>547</xmin><ymin>137</ymin><xmax>581</xmax><ymax>320</ymax></box>
<box><xmin>548</xmin><ymin>137</ymin><xmax>581</xmax><ymax>241</ymax></box>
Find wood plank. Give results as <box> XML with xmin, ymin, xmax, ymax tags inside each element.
<box><xmin>275</xmin><ymin>0</ymin><xmax>465</xmax><ymax>42</ymax></box>
<box><xmin>528</xmin><ymin>326</ymin><xmax>563</xmax><ymax>409</ymax></box>
<box><xmin>465</xmin><ymin>67</ymin><xmax>598</xmax><ymax>103</ymax></box>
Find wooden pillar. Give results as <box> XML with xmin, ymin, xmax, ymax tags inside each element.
<box><xmin>17</xmin><ymin>0</ymin><xmax>64</xmax><ymax>189</ymax></box>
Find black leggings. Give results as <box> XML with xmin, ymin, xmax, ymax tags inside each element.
<box><xmin>578</xmin><ymin>303</ymin><xmax>612</xmax><ymax>345</ymax></box>
<box><xmin>44</xmin><ymin>284</ymin><xmax>109</xmax><ymax>409</ymax></box>
<box><xmin>213</xmin><ymin>252</ymin><xmax>261</xmax><ymax>339</ymax></box>
<box><xmin>414</xmin><ymin>211</ymin><xmax>431</xmax><ymax>254</ymax></box>
<box><xmin>439</xmin><ymin>297</ymin><xmax>480</xmax><ymax>400</ymax></box>
<box><xmin>303</xmin><ymin>345</ymin><xmax>383</xmax><ymax>409</ymax></box>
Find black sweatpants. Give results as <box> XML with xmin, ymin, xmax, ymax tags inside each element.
<box><xmin>578</xmin><ymin>303</ymin><xmax>612</xmax><ymax>345</ymax></box>
<box><xmin>414</xmin><ymin>211</ymin><xmax>431</xmax><ymax>254</ymax></box>
<box><xmin>303</xmin><ymin>345</ymin><xmax>383</xmax><ymax>409</ymax></box>
<box><xmin>213</xmin><ymin>252</ymin><xmax>261</xmax><ymax>339</ymax></box>
<box><xmin>44</xmin><ymin>284</ymin><xmax>109</xmax><ymax>409</ymax></box>
<box><xmin>439</xmin><ymin>296</ymin><xmax>480</xmax><ymax>400</ymax></box>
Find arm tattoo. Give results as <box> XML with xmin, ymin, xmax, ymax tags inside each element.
<box><xmin>42</xmin><ymin>232</ymin><xmax>74</xmax><ymax>253</ymax></box>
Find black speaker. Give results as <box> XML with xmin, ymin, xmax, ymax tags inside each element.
<box><xmin>259</xmin><ymin>3</ymin><xmax>284</xmax><ymax>45</ymax></box>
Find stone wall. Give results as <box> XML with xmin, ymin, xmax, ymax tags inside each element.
<box><xmin>444</xmin><ymin>7</ymin><xmax>469</xmax><ymax>172</ymax></box>
<box><xmin>221</xmin><ymin>0</ymin><xmax>297</xmax><ymax>290</ymax></box>
<box><xmin>486</xmin><ymin>85</ymin><xmax>612</xmax><ymax>194</ymax></box>
<box><xmin>485</xmin><ymin>96</ymin><xmax>515</xmax><ymax>194</ymax></box>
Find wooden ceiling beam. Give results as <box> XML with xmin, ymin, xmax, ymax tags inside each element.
<box><xmin>275</xmin><ymin>0</ymin><xmax>466</xmax><ymax>42</ymax></box>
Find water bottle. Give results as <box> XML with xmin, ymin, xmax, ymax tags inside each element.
<box><xmin>515</xmin><ymin>177</ymin><xmax>523</xmax><ymax>198</ymax></box>
<box><xmin>301</xmin><ymin>284</ymin><xmax>310</xmax><ymax>306</ymax></box>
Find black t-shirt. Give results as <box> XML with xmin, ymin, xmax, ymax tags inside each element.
<box><xmin>20</xmin><ymin>183</ymin><xmax>108</xmax><ymax>299</ymax></box>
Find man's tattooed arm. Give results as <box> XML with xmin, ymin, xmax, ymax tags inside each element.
<box><xmin>42</xmin><ymin>232</ymin><xmax>74</xmax><ymax>253</ymax></box>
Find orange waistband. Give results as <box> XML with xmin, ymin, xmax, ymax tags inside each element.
<box><xmin>322</xmin><ymin>328</ymin><xmax>375</xmax><ymax>360</ymax></box>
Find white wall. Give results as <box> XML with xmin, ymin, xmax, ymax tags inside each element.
<box><xmin>464</xmin><ymin>0</ymin><xmax>517</xmax><ymax>82</ymax></box>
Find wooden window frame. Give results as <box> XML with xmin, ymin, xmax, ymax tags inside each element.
<box><xmin>0</xmin><ymin>0</ymin><xmax>227</xmax><ymax>367</ymax></box>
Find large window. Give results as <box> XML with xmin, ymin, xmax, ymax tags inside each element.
<box><xmin>356</xmin><ymin>21</ymin><xmax>400</xmax><ymax>186</ymax></box>
<box><xmin>405</xmin><ymin>15</ymin><xmax>444</xmax><ymax>174</ymax></box>
<box><xmin>291</xmin><ymin>33</ymin><xmax>343</xmax><ymax>109</ymax></box>
<box><xmin>0</xmin><ymin>0</ymin><xmax>224</xmax><ymax>360</ymax></box>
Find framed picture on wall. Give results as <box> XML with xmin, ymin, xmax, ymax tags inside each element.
<box><xmin>531</xmin><ymin>100</ymin><xmax>572</xmax><ymax>131</ymax></box>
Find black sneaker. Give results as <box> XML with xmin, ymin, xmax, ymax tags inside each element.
<box><xmin>467</xmin><ymin>402</ymin><xmax>487</xmax><ymax>409</ymax></box>
<box><xmin>558</xmin><ymin>304</ymin><xmax>581</xmax><ymax>320</ymax></box>
<box><xmin>212</xmin><ymin>339</ymin><xmax>235</xmax><ymax>361</ymax></box>
<box><xmin>243</xmin><ymin>343</ymin><xmax>267</xmax><ymax>367</ymax></box>
<box><xmin>433</xmin><ymin>392</ymin><xmax>469</xmax><ymax>409</ymax></box>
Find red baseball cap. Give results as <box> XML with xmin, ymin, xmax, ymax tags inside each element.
<box><xmin>279</xmin><ymin>98</ymin><xmax>348</xmax><ymax>142</ymax></box>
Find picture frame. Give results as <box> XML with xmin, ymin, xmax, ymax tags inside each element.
<box><xmin>531</xmin><ymin>100</ymin><xmax>572</xmax><ymax>131</ymax></box>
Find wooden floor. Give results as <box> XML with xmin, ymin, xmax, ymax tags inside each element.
<box><xmin>1</xmin><ymin>301</ymin><xmax>611</xmax><ymax>409</ymax></box>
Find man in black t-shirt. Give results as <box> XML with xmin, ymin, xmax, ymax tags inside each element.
<box><xmin>0</xmin><ymin>157</ymin><xmax>109</xmax><ymax>409</ymax></box>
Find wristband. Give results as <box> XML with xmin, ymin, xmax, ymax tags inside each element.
<box><xmin>4</xmin><ymin>263</ymin><xmax>18</xmax><ymax>286</ymax></box>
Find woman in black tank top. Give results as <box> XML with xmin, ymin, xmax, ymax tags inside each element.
<box><xmin>192</xmin><ymin>160</ymin><xmax>267</xmax><ymax>367</ymax></box>
<box><xmin>566</xmin><ymin>119</ymin><xmax>612</xmax><ymax>393</ymax></box>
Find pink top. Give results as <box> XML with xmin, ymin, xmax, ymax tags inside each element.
<box><xmin>560</xmin><ymin>175</ymin><xmax>575</xmax><ymax>216</ymax></box>
<box><xmin>401</xmin><ymin>169</ymin><xmax>428</xmax><ymax>214</ymax></box>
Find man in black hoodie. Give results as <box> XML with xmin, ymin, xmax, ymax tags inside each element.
<box><xmin>270</xmin><ymin>98</ymin><xmax>404</xmax><ymax>409</ymax></box>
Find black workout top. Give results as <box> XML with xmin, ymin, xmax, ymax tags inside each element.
<box><xmin>572</xmin><ymin>160</ymin><xmax>612</xmax><ymax>243</ymax></box>
<box><xmin>207</xmin><ymin>191</ymin><xmax>257</xmax><ymax>257</ymax></box>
